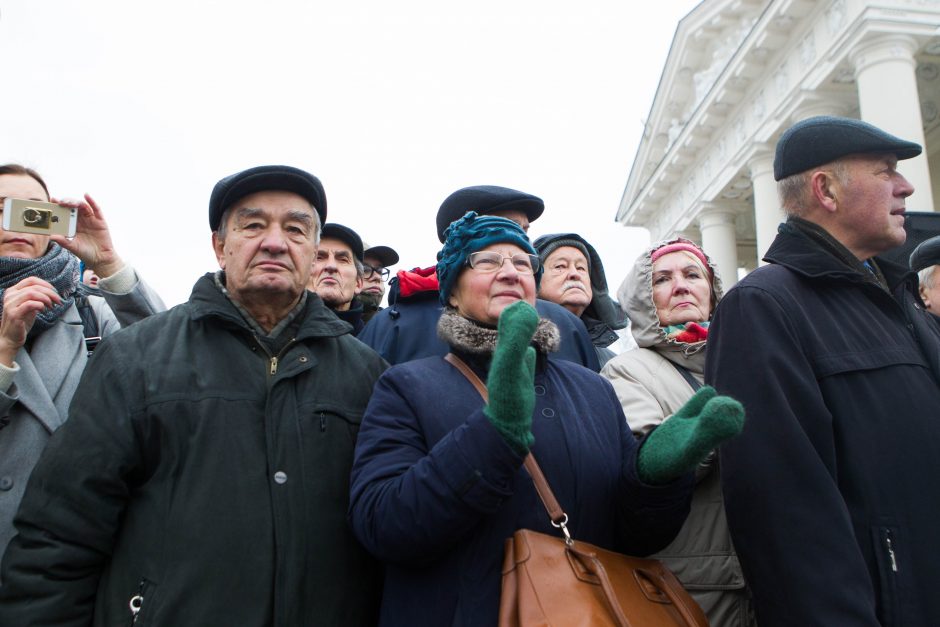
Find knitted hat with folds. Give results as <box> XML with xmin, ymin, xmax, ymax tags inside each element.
<box><xmin>437</xmin><ymin>211</ymin><xmax>541</xmax><ymax>306</ymax></box>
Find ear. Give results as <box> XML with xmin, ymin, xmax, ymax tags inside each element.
<box><xmin>920</xmin><ymin>283</ymin><xmax>931</xmax><ymax>308</ymax></box>
<box><xmin>354</xmin><ymin>275</ymin><xmax>364</xmax><ymax>294</ymax></box>
<box><xmin>211</xmin><ymin>232</ymin><xmax>226</xmax><ymax>270</ymax></box>
<box><xmin>809</xmin><ymin>170</ymin><xmax>839</xmax><ymax>213</ymax></box>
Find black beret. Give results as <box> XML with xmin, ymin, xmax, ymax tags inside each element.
<box><xmin>209</xmin><ymin>165</ymin><xmax>326</xmax><ymax>231</ymax></box>
<box><xmin>320</xmin><ymin>223</ymin><xmax>364</xmax><ymax>262</ymax></box>
<box><xmin>436</xmin><ymin>185</ymin><xmax>544</xmax><ymax>243</ymax></box>
<box><xmin>774</xmin><ymin>116</ymin><xmax>922</xmax><ymax>181</ymax></box>
<box><xmin>362</xmin><ymin>244</ymin><xmax>399</xmax><ymax>267</ymax></box>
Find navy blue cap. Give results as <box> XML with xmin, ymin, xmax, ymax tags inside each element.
<box><xmin>774</xmin><ymin>116</ymin><xmax>922</xmax><ymax>181</ymax></box>
<box><xmin>436</xmin><ymin>185</ymin><xmax>544</xmax><ymax>243</ymax></box>
<box><xmin>209</xmin><ymin>165</ymin><xmax>326</xmax><ymax>231</ymax></box>
<box><xmin>321</xmin><ymin>223</ymin><xmax>364</xmax><ymax>262</ymax></box>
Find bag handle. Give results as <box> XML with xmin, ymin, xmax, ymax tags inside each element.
<box><xmin>444</xmin><ymin>353</ymin><xmax>568</xmax><ymax>528</ymax></box>
<box><xmin>445</xmin><ymin>353</ymin><xmax>701</xmax><ymax>627</ymax></box>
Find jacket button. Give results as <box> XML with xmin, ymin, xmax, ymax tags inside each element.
<box><xmin>299</xmin><ymin>356</ymin><xmax>308</xmax><ymax>363</ymax></box>
<box><xmin>541</xmin><ymin>408</ymin><xmax>556</xmax><ymax>418</ymax></box>
<box><xmin>534</xmin><ymin>385</ymin><xmax>546</xmax><ymax>396</ymax></box>
<box><xmin>273</xmin><ymin>471</ymin><xmax>288</xmax><ymax>484</ymax></box>
<box><xmin>0</xmin><ymin>477</ymin><xmax>12</xmax><ymax>491</ymax></box>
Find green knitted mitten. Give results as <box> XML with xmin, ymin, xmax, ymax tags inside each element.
<box><xmin>637</xmin><ymin>385</ymin><xmax>745</xmax><ymax>485</ymax></box>
<box><xmin>485</xmin><ymin>301</ymin><xmax>539</xmax><ymax>455</ymax></box>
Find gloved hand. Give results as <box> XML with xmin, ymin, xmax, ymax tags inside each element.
<box><xmin>485</xmin><ymin>301</ymin><xmax>539</xmax><ymax>455</ymax></box>
<box><xmin>637</xmin><ymin>386</ymin><xmax>744</xmax><ymax>485</ymax></box>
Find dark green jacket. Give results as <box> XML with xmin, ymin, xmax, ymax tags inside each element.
<box><xmin>0</xmin><ymin>273</ymin><xmax>387</xmax><ymax>627</ymax></box>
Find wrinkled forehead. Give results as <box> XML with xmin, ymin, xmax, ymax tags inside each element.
<box><xmin>546</xmin><ymin>246</ymin><xmax>589</xmax><ymax>264</ymax></box>
<box><xmin>652</xmin><ymin>250</ymin><xmax>709</xmax><ymax>276</ymax></box>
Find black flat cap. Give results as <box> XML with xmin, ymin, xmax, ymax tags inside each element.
<box><xmin>436</xmin><ymin>185</ymin><xmax>544</xmax><ymax>243</ymax></box>
<box><xmin>321</xmin><ymin>223</ymin><xmax>364</xmax><ymax>262</ymax></box>
<box><xmin>910</xmin><ymin>234</ymin><xmax>940</xmax><ymax>272</ymax></box>
<box><xmin>209</xmin><ymin>165</ymin><xmax>327</xmax><ymax>231</ymax></box>
<box><xmin>363</xmin><ymin>243</ymin><xmax>399</xmax><ymax>267</ymax></box>
<box><xmin>774</xmin><ymin>116</ymin><xmax>922</xmax><ymax>181</ymax></box>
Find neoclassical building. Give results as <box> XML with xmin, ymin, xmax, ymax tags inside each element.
<box><xmin>617</xmin><ymin>0</ymin><xmax>940</xmax><ymax>285</ymax></box>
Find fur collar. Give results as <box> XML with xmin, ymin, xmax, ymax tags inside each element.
<box><xmin>437</xmin><ymin>307</ymin><xmax>561</xmax><ymax>355</ymax></box>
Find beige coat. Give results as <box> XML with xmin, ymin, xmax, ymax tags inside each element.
<box><xmin>601</xmin><ymin>239</ymin><xmax>756</xmax><ymax>627</ymax></box>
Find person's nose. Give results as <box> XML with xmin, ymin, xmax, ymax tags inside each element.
<box><xmin>672</xmin><ymin>276</ymin><xmax>691</xmax><ymax>295</ymax></box>
<box><xmin>495</xmin><ymin>258</ymin><xmax>522</xmax><ymax>281</ymax></box>
<box><xmin>259</xmin><ymin>225</ymin><xmax>289</xmax><ymax>254</ymax></box>
<box><xmin>896</xmin><ymin>174</ymin><xmax>914</xmax><ymax>198</ymax></box>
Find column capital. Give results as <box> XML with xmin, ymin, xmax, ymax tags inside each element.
<box><xmin>698</xmin><ymin>205</ymin><xmax>737</xmax><ymax>229</ymax></box>
<box><xmin>850</xmin><ymin>34</ymin><xmax>917</xmax><ymax>76</ymax></box>
<box><xmin>747</xmin><ymin>149</ymin><xmax>776</xmax><ymax>178</ymax></box>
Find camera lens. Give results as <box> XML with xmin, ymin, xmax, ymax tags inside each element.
<box><xmin>23</xmin><ymin>209</ymin><xmax>42</xmax><ymax>224</ymax></box>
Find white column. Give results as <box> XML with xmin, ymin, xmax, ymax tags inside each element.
<box><xmin>698</xmin><ymin>209</ymin><xmax>739</xmax><ymax>288</ymax></box>
<box><xmin>851</xmin><ymin>35</ymin><xmax>935</xmax><ymax>212</ymax></box>
<box><xmin>749</xmin><ymin>151</ymin><xmax>781</xmax><ymax>264</ymax></box>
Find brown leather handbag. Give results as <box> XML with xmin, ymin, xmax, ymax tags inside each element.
<box><xmin>445</xmin><ymin>353</ymin><xmax>709</xmax><ymax>627</ymax></box>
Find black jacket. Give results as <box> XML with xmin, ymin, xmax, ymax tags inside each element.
<box><xmin>0</xmin><ymin>273</ymin><xmax>387</xmax><ymax>626</ymax></box>
<box><xmin>706</xmin><ymin>225</ymin><xmax>940</xmax><ymax>627</ymax></box>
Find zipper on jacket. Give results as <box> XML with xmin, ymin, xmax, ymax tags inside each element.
<box><xmin>252</xmin><ymin>336</ymin><xmax>297</xmax><ymax>377</ymax></box>
<box><xmin>129</xmin><ymin>579</ymin><xmax>146</xmax><ymax>624</ymax></box>
<box><xmin>884</xmin><ymin>529</ymin><xmax>898</xmax><ymax>572</ymax></box>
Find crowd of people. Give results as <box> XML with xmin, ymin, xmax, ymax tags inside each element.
<box><xmin>0</xmin><ymin>114</ymin><xmax>937</xmax><ymax>626</ymax></box>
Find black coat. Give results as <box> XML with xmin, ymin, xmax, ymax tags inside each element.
<box><xmin>358</xmin><ymin>273</ymin><xmax>601</xmax><ymax>371</ymax></box>
<box><xmin>706</xmin><ymin>227</ymin><xmax>940</xmax><ymax>627</ymax></box>
<box><xmin>0</xmin><ymin>274</ymin><xmax>387</xmax><ymax>627</ymax></box>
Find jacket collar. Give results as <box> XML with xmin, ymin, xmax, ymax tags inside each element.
<box><xmin>765</xmin><ymin>221</ymin><xmax>917</xmax><ymax>292</ymax></box>
<box><xmin>187</xmin><ymin>273</ymin><xmax>353</xmax><ymax>340</ymax></box>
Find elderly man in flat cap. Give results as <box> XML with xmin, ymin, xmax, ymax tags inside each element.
<box><xmin>0</xmin><ymin>166</ymin><xmax>386</xmax><ymax>626</ymax></box>
<box><xmin>310</xmin><ymin>222</ymin><xmax>368</xmax><ymax>334</ymax></box>
<box><xmin>706</xmin><ymin>117</ymin><xmax>940</xmax><ymax>626</ymax></box>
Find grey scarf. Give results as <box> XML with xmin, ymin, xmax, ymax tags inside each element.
<box><xmin>0</xmin><ymin>243</ymin><xmax>80</xmax><ymax>337</ymax></box>
<box><xmin>437</xmin><ymin>307</ymin><xmax>561</xmax><ymax>355</ymax></box>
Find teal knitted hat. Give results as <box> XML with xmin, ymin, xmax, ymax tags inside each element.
<box><xmin>437</xmin><ymin>211</ymin><xmax>541</xmax><ymax>306</ymax></box>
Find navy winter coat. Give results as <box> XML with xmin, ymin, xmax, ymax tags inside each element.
<box><xmin>706</xmin><ymin>225</ymin><xmax>940</xmax><ymax>626</ymax></box>
<box><xmin>349</xmin><ymin>349</ymin><xmax>693</xmax><ymax>626</ymax></box>
<box><xmin>358</xmin><ymin>274</ymin><xmax>601</xmax><ymax>370</ymax></box>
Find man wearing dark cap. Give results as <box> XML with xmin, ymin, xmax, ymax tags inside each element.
<box><xmin>357</xmin><ymin>185</ymin><xmax>600</xmax><ymax>370</ymax></box>
<box><xmin>534</xmin><ymin>232</ymin><xmax>629</xmax><ymax>366</ymax></box>
<box><xmin>0</xmin><ymin>165</ymin><xmax>387</xmax><ymax>626</ymax></box>
<box><xmin>309</xmin><ymin>223</ymin><xmax>367</xmax><ymax>334</ymax></box>
<box><xmin>360</xmin><ymin>243</ymin><xmax>398</xmax><ymax>324</ymax></box>
<box><xmin>706</xmin><ymin>117</ymin><xmax>940</xmax><ymax>626</ymax></box>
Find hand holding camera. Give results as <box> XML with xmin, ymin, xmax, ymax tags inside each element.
<box><xmin>0</xmin><ymin>277</ymin><xmax>62</xmax><ymax>367</ymax></box>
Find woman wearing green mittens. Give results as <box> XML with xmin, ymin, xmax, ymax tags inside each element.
<box><xmin>349</xmin><ymin>211</ymin><xmax>744</xmax><ymax>626</ymax></box>
<box><xmin>601</xmin><ymin>238</ymin><xmax>756</xmax><ymax>626</ymax></box>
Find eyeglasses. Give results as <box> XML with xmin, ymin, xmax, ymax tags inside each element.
<box><xmin>466</xmin><ymin>251</ymin><xmax>539</xmax><ymax>275</ymax></box>
<box><xmin>363</xmin><ymin>264</ymin><xmax>390</xmax><ymax>281</ymax></box>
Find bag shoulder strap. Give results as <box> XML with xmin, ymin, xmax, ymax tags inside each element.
<box><xmin>75</xmin><ymin>291</ymin><xmax>102</xmax><ymax>355</ymax></box>
<box><xmin>444</xmin><ymin>352</ymin><xmax>567</xmax><ymax>526</ymax></box>
<box><xmin>668</xmin><ymin>360</ymin><xmax>702</xmax><ymax>392</ymax></box>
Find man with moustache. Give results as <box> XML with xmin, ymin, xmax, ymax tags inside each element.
<box><xmin>309</xmin><ymin>223</ymin><xmax>367</xmax><ymax>335</ymax></box>
<box><xmin>534</xmin><ymin>233</ymin><xmax>629</xmax><ymax>365</ymax></box>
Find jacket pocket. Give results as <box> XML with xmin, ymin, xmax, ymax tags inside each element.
<box><xmin>870</xmin><ymin>523</ymin><xmax>903</xmax><ymax>627</ymax></box>
<box><xmin>128</xmin><ymin>577</ymin><xmax>157</xmax><ymax>626</ymax></box>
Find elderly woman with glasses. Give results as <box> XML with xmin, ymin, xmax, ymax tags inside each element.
<box><xmin>349</xmin><ymin>211</ymin><xmax>745</xmax><ymax>625</ymax></box>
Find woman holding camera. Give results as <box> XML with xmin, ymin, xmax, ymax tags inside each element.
<box><xmin>0</xmin><ymin>164</ymin><xmax>163</xmax><ymax>557</ymax></box>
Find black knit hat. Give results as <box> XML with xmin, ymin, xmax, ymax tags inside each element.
<box><xmin>774</xmin><ymin>116</ymin><xmax>921</xmax><ymax>181</ymax></box>
<box><xmin>209</xmin><ymin>165</ymin><xmax>327</xmax><ymax>231</ymax></box>
<box><xmin>436</xmin><ymin>185</ymin><xmax>544</xmax><ymax>243</ymax></box>
<box><xmin>321</xmin><ymin>223</ymin><xmax>364</xmax><ymax>262</ymax></box>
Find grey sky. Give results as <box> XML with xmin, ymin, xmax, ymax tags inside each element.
<box><xmin>0</xmin><ymin>1</ymin><xmax>699</xmax><ymax>305</ymax></box>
